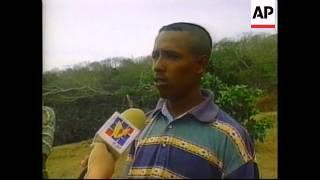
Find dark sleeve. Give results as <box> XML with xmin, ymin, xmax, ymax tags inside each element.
<box><xmin>219</xmin><ymin>122</ymin><xmax>259</xmax><ymax>179</ymax></box>
<box><xmin>224</xmin><ymin>161</ymin><xmax>259</xmax><ymax>179</ymax></box>
<box><xmin>42</xmin><ymin>106</ymin><xmax>56</xmax><ymax>156</ymax></box>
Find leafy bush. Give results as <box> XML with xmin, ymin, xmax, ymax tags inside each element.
<box><xmin>208</xmin><ymin>33</ymin><xmax>277</xmax><ymax>92</ymax></box>
<box><xmin>216</xmin><ymin>85</ymin><xmax>262</xmax><ymax>123</ymax></box>
<box><xmin>201</xmin><ymin>72</ymin><xmax>226</xmax><ymax>98</ymax></box>
<box><xmin>246</xmin><ymin>117</ymin><xmax>274</xmax><ymax>142</ymax></box>
<box><xmin>201</xmin><ymin>73</ymin><xmax>273</xmax><ymax>142</ymax></box>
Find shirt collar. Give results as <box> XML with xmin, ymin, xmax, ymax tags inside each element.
<box><xmin>153</xmin><ymin>89</ymin><xmax>220</xmax><ymax>123</ymax></box>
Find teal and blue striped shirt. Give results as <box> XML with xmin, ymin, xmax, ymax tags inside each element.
<box><xmin>126</xmin><ymin>89</ymin><xmax>259</xmax><ymax>179</ymax></box>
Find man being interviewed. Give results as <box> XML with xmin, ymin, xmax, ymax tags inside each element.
<box><xmin>82</xmin><ymin>22</ymin><xmax>260</xmax><ymax>179</ymax></box>
<box><xmin>125</xmin><ymin>22</ymin><xmax>259</xmax><ymax>179</ymax></box>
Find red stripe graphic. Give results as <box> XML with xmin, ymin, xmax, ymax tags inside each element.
<box><xmin>251</xmin><ymin>24</ymin><xmax>275</xmax><ymax>28</ymax></box>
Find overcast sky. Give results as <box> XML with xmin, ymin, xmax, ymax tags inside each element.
<box><xmin>43</xmin><ymin>0</ymin><xmax>277</xmax><ymax>72</ymax></box>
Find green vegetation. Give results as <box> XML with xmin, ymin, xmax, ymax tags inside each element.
<box><xmin>208</xmin><ymin>33</ymin><xmax>277</xmax><ymax>92</ymax></box>
<box><xmin>202</xmin><ymin>73</ymin><xmax>273</xmax><ymax>142</ymax></box>
<box><xmin>255</xmin><ymin>112</ymin><xmax>277</xmax><ymax>178</ymax></box>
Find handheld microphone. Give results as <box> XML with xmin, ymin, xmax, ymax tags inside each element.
<box><xmin>94</xmin><ymin>108</ymin><xmax>146</xmax><ymax>156</ymax></box>
<box><xmin>83</xmin><ymin>108</ymin><xmax>147</xmax><ymax>179</ymax></box>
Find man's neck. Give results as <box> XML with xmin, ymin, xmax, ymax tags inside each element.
<box><xmin>166</xmin><ymin>88</ymin><xmax>204</xmax><ymax>118</ymax></box>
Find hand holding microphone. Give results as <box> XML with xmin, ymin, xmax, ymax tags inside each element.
<box><xmin>85</xmin><ymin>142</ymin><xmax>115</xmax><ymax>179</ymax></box>
<box><xmin>82</xmin><ymin>108</ymin><xmax>146</xmax><ymax>179</ymax></box>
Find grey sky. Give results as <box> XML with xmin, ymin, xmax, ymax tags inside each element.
<box><xmin>43</xmin><ymin>0</ymin><xmax>277</xmax><ymax>72</ymax></box>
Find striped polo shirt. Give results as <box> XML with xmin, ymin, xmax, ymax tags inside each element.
<box><xmin>126</xmin><ymin>89</ymin><xmax>259</xmax><ymax>179</ymax></box>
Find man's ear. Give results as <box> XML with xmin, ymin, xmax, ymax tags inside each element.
<box><xmin>195</xmin><ymin>55</ymin><xmax>209</xmax><ymax>74</ymax></box>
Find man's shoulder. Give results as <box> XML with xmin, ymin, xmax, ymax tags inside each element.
<box><xmin>213</xmin><ymin>110</ymin><xmax>249</xmax><ymax>137</ymax></box>
<box><xmin>210</xmin><ymin>110</ymin><xmax>255</xmax><ymax>157</ymax></box>
<box><xmin>43</xmin><ymin>106</ymin><xmax>56</xmax><ymax>125</ymax></box>
<box><xmin>211</xmin><ymin>110</ymin><xmax>253</xmax><ymax>144</ymax></box>
<box><xmin>43</xmin><ymin>106</ymin><xmax>55</xmax><ymax>116</ymax></box>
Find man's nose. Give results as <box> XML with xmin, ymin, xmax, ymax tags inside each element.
<box><xmin>152</xmin><ymin>57</ymin><xmax>166</xmax><ymax>72</ymax></box>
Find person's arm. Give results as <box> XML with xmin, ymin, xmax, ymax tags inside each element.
<box><xmin>219</xmin><ymin>125</ymin><xmax>259</xmax><ymax>179</ymax></box>
<box><xmin>81</xmin><ymin>108</ymin><xmax>151</xmax><ymax>179</ymax></box>
<box><xmin>42</xmin><ymin>106</ymin><xmax>56</xmax><ymax>158</ymax></box>
<box><xmin>84</xmin><ymin>142</ymin><xmax>115</xmax><ymax>179</ymax></box>
<box><xmin>79</xmin><ymin>141</ymin><xmax>136</xmax><ymax>179</ymax></box>
<box><xmin>224</xmin><ymin>161</ymin><xmax>259</xmax><ymax>179</ymax></box>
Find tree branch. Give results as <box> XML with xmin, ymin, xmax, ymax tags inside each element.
<box><xmin>43</xmin><ymin>86</ymin><xmax>87</xmax><ymax>96</ymax></box>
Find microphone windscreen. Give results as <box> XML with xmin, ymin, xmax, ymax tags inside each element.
<box><xmin>120</xmin><ymin>108</ymin><xmax>146</xmax><ymax>130</ymax></box>
<box><xmin>94</xmin><ymin>108</ymin><xmax>147</xmax><ymax>156</ymax></box>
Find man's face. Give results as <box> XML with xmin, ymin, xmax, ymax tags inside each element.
<box><xmin>152</xmin><ymin>31</ymin><xmax>205</xmax><ymax>100</ymax></box>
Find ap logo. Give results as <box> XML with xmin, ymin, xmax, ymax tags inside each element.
<box><xmin>251</xmin><ymin>0</ymin><xmax>276</xmax><ymax>28</ymax></box>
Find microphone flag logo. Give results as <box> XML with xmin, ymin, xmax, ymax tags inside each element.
<box><xmin>96</xmin><ymin>112</ymin><xmax>140</xmax><ymax>154</ymax></box>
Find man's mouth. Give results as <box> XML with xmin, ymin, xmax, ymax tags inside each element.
<box><xmin>153</xmin><ymin>77</ymin><xmax>168</xmax><ymax>86</ymax></box>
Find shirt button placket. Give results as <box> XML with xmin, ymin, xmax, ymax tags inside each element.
<box><xmin>162</xmin><ymin>136</ymin><xmax>168</xmax><ymax>148</ymax></box>
<box><xmin>159</xmin><ymin>136</ymin><xmax>168</xmax><ymax>166</ymax></box>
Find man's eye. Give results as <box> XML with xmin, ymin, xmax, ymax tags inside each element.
<box><xmin>152</xmin><ymin>52</ymin><xmax>159</xmax><ymax>60</ymax></box>
<box><xmin>164</xmin><ymin>53</ymin><xmax>179</xmax><ymax>59</ymax></box>
<box><xmin>152</xmin><ymin>51</ymin><xmax>180</xmax><ymax>60</ymax></box>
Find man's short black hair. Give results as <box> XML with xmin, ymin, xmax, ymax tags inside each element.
<box><xmin>159</xmin><ymin>22</ymin><xmax>212</xmax><ymax>57</ymax></box>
